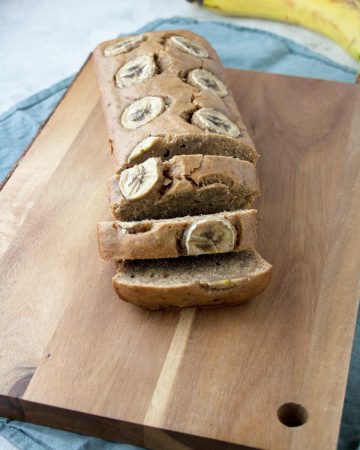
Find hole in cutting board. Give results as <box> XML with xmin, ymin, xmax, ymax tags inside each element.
<box><xmin>277</xmin><ymin>403</ymin><xmax>308</xmax><ymax>427</ymax></box>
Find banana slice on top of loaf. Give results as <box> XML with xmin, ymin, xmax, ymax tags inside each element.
<box><xmin>108</xmin><ymin>154</ymin><xmax>260</xmax><ymax>221</ymax></box>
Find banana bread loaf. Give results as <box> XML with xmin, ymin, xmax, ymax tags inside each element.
<box><xmin>93</xmin><ymin>29</ymin><xmax>258</xmax><ymax>170</ymax></box>
<box><xmin>93</xmin><ymin>29</ymin><xmax>272</xmax><ymax>308</ymax></box>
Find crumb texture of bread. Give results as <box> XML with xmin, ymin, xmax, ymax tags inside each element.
<box><xmin>113</xmin><ymin>251</ymin><xmax>272</xmax><ymax>309</ymax></box>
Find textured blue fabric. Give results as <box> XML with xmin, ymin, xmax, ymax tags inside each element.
<box><xmin>0</xmin><ymin>16</ymin><xmax>358</xmax><ymax>450</ymax></box>
<box><xmin>0</xmin><ymin>418</ymin><xmax>139</xmax><ymax>450</ymax></box>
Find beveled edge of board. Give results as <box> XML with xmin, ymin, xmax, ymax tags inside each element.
<box><xmin>0</xmin><ymin>395</ymin><xmax>261</xmax><ymax>450</ymax></box>
<box><xmin>0</xmin><ymin>54</ymin><xmax>92</xmax><ymax>191</ymax></box>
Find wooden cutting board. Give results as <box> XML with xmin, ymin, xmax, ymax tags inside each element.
<box><xmin>0</xmin><ymin>57</ymin><xmax>360</xmax><ymax>450</ymax></box>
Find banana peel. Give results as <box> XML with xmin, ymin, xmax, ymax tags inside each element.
<box><xmin>187</xmin><ymin>0</ymin><xmax>360</xmax><ymax>64</ymax></box>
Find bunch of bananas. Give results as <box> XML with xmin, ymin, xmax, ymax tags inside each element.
<box><xmin>187</xmin><ymin>0</ymin><xmax>360</xmax><ymax>63</ymax></box>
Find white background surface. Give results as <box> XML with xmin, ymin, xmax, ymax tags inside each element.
<box><xmin>0</xmin><ymin>0</ymin><xmax>357</xmax><ymax>114</ymax></box>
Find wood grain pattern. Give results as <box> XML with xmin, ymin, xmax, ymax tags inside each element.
<box><xmin>0</xmin><ymin>60</ymin><xmax>359</xmax><ymax>450</ymax></box>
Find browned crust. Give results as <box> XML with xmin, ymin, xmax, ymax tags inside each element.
<box><xmin>97</xmin><ymin>209</ymin><xmax>257</xmax><ymax>260</ymax></box>
<box><xmin>112</xmin><ymin>252</ymin><xmax>272</xmax><ymax>309</ymax></box>
<box><xmin>92</xmin><ymin>29</ymin><xmax>258</xmax><ymax>170</ymax></box>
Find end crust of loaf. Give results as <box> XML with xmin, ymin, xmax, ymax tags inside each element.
<box><xmin>109</xmin><ymin>154</ymin><xmax>259</xmax><ymax>221</ymax></box>
<box><xmin>112</xmin><ymin>250</ymin><xmax>272</xmax><ymax>309</ymax></box>
<box><xmin>97</xmin><ymin>209</ymin><xmax>257</xmax><ymax>260</ymax></box>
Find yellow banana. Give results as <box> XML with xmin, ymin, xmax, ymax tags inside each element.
<box><xmin>188</xmin><ymin>0</ymin><xmax>360</xmax><ymax>63</ymax></box>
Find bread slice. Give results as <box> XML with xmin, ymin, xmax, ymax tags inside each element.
<box><xmin>116</xmin><ymin>134</ymin><xmax>258</xmax><ymax>170</ymax></box>
<box><xmin>112</xmin><ymin>250</ymin><xmax>272</xmax><ymax>309</ymax></box>
<box><xmin>98</xmin><ymin>209</ymin><xmax>257</xmax><ymax>260</ymax></box>
<box><xmin>109</xmin><ymin>154</ymin><xmax>259</xmax><ymax>221</ymax></box>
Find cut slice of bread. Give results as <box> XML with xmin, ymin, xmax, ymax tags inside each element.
<box><xmin>117</xmin><ymin>133</ymin><xmax>258</xmax><ymax>170</ymax></box>
<box><xmin>109</xmin><ymin>154</ymin><xmax>259</xmax><ymax>221</ymax></box>
<box><xmin>98</xmin><ymin>209</ymin><xmax>257</xmax><ymax>260</ymax></box>
<box><xmin>112</xmin><ymin>250</ymin><xmax>272</xmax><ymax>309</ymax></box>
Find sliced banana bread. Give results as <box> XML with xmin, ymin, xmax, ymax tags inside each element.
<box><xmin>109</xmin><ymin>154</ymin><xmax>259</xmax><ymax>221</ymax></box>
<box><xmin>93</xmin><ymin>29</ymin><xmax>258</xmax><ymax>169</ymax></box>
<box><xmin>98</xmin><ymin>209</ymin><xmax>257</xmax><ymax>260</ymax></box>
<box><xmin>113</xmin><ymin>250</ymin><xmax>272</xmax><ymax>309</ymax></box>
<box><xmin>93</xmin><ymin>29</ymin><xmax>272</xmax><ymax>309</ymax></box>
